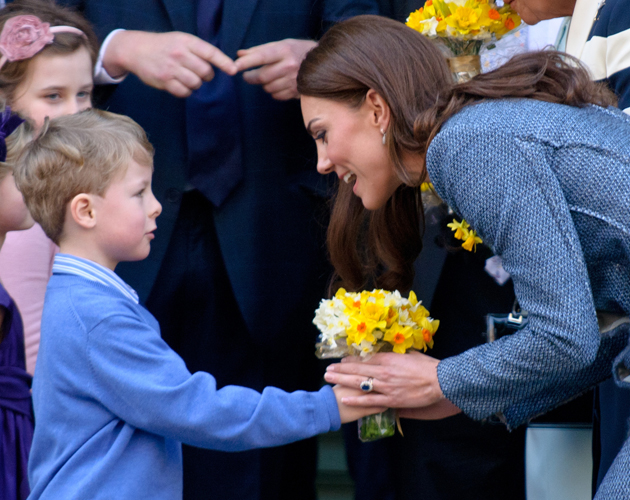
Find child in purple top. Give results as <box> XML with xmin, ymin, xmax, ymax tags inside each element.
<box><xmin>0</xmin><ymin>110</ymin><xmax>34</xmax><ymax>499</ymax></box>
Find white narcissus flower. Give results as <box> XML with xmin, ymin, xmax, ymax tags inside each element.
<box><xmin>352</xmin><ymin>340</ymin><xmax>375</xmax><ymax>358</ymax></box>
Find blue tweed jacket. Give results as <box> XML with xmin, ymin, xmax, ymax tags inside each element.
<box><xmin>427</xmin><ymin>99</ymin><xmax>630</xmax><ymax>496</ymax></box>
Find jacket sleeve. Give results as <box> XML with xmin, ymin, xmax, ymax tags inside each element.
<box><xmin>429</xmin><ymin>126</ymin><xmax>617</xmax><ymax>426</ymax></box>
<box><xmin>84</xmin><ymin>301</ymin><xmax>340</xmax><ymax>451</ymax></box>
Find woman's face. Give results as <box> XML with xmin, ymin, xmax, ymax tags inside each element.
<box><xmin>301</xmin><ymin>95</ymin><xmax>402</xmax><ymax>210</ymax></box>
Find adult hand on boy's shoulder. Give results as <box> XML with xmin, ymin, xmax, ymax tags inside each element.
<box><xmin>332</xmin><ymin>385</ymin><xmax>386</xmax><ymax>424</ymax></box>
<box><xmin>102</xmin><ymin>31</ymin><xmax>238</xmax><ymax>98</ymax></box>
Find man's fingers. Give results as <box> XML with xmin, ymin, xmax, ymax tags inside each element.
<box><xmin>163</xmin><ymin>79</ymin><xmax>194</xmax><ymax>98</ymax></box>
<box><xmin>190</xmin><ymin>39</ymin><xmax>238</xmax><ymax>75</ymax></box>
<box><xmin>269</xmin><ymin>88</ymin><xmax>298</xmax><ymax>101</ymax></box>
<box><xmin>234</xmin><ymin>42</ymin><xmax>282</xmax><ymax>72</ymax></box>
<box><xmin>173</xmin><ymin>66</ymin><xmax>205</xmax><ymax>91</ymax></box>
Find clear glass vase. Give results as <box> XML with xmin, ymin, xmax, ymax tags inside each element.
<box><xmin>358</xmin><ymin>408</ymin><xmax>397</xmax><ymax>442</ymax></box>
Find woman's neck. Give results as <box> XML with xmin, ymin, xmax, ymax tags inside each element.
<box><xmin>0</xmin><ymin>232</ymin><xmax>5</xmax><ymax>253</ymax></box>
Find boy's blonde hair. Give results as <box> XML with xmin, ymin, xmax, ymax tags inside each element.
<box><xmin>14</xmin><ymin>108</ymin><xmax>154</xmax><ymax>245</ymax></box>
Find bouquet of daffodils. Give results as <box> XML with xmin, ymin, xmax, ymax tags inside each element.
<box><xmin>406</xmin><ymin>0</ymin><xmax>521</xmax><ymax>81</ymax></box>
<box><xmin>314</xmin><ymin>288</ymin><xmax>439</xmax><ymax>441</ymax></box>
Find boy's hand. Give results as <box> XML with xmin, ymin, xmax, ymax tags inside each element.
<box><xmin>333</xmin><ymin>385</ymin><xmax>387</xmax><ymax>424</ymax></box>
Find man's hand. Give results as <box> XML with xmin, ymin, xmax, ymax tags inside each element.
<box><xmin>102</xmin><ymin>31</ymin><xmax>237</xmax><ymax>98</ymax></box>
<box><xmin>234</xmin><ymin>39</ymin><xmax>317</xmax><ymax>100</ymax></box>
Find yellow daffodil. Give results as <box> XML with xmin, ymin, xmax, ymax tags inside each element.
<box><xmin>447</xmin><ymin>218</ymin><xmax>470</xmax><ymax>240</ymax></box>
<box><xmin>446</xmin><ymin>6</ymin><xmax>483</xmax><ymax>35</ymax></box>
<box><xmin>314</xmin><ymin>289</ymin><xmax>438</xmax><ymax>360</ymax></box>
<box><xmin>347</xmin><ymin>314</ymin><xmax>387</xmax><ymax>345</ymax></box>
<box><xmin>413</xmin><ymin>317</ymin><xmax>440</xmax><ymax>351</ymax></box>
<box><xmin>461</xmin><ymin>230</ymin><xmax>483</xmax><ymax>252</ymax></box>
<box><xmin>447</xmin><ymin>218</ymin><xmax>483</xmax><ymax>251</ymax></box>
<box><xmin>406</xmin><ymin>0</ymin><xmax>520</xmax><ymax>42</ymax></box>
<box><xmin>384</xmin><ymin>322</ymin><xmax>415</xmax><ymax>354</ymax></box>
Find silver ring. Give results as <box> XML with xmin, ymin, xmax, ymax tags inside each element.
<box><xmin>360</xmin><ymin>377</ymin><xmax>374</xmax><ymax>392</ymax></box>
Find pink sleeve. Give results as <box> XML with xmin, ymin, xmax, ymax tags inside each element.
<box><xmin>0</xmin><ymin>224</ymin><xmax>58</xmax><ymax>375</ymax></box>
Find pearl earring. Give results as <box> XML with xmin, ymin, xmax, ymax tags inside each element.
<box><xmin>381</xmin><ymin>129</ymin><xmax>386</xmax><ymax>145</ymax></box>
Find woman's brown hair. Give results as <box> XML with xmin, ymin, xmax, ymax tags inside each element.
<box><xmin>0</xmin><ymin>0</ymin><xmax>99</xmax><ymax>104</ymax></box>
<box><xmin>297</xmin><ymin>14</ymin><xmax>616</xmax><ymax>294</ymax></box>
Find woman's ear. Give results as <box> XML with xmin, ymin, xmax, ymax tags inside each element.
<box><xmin>365</xmin><ymin>89</ymin><xmax>391</xmax><ymax>132</ymax></box>
<box><xmin>69</xmin><ymin>193</ymin><xmax>96</xmax><ymax>229</ymax></box>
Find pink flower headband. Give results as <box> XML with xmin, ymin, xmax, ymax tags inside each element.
<box><xmin>0</xmin><ymin>15</ymin><xmax>86</xmax><ymax>70</ymax></box>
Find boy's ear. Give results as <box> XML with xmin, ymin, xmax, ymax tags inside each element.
<box><xmin>365</xmin><ymin>88</ymin><xmax>391</xmax><ymax>132</ymax></box>
<box><xmin>69</xmin><ymin>193</ymin><xmax>97</xmax><ymax>229</ymax></box>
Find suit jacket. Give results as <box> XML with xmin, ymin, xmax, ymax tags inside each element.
<box><xmin>61</xmin><ymin>0</ymin><xmax>378</xmax><ymax>342</ymax></box>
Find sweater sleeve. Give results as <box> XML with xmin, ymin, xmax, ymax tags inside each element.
<box><xmin>428</xmin><ymin>126</ymin><xmax>617</xmax><ymax>426</ymax></box>
<box><xmin>83</xmin><ymin>299</ymin><xmax>340</xmax><ymax>451</ymax></box>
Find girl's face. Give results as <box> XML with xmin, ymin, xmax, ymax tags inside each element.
<box><xmin>0</xmin><ymin>172</ymin><xmax>33</xmax><ymax>235</ymax></box>
<box><xmin>11</xmin><ymin>46</ymin><xmax>93</xmax><ymax>129</ymax></box>
<box><xmin>301</xmin><ymin>95</ymin><xmax>402</xmax><ymax>211</ymax></box>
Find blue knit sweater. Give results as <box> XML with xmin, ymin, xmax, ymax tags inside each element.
<box><xmin>27</xmin><ymin>262</ymin><xmax>340</xmax><ymax>500</ymax></box>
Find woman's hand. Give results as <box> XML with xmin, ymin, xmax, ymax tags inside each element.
<box><xmin>398</xmin><ymin>398</ymin><xmax>462</xmax><ymax>420</ymax></box>
<box><xmin>324</xmin><ymin>351</ymin><xmax>445</xmax><ymax>409</ymax></box>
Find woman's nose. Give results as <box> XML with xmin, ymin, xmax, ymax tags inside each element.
<box><xmin>317</xmin><ymin>155</ymin><xmax>334</xmax><ymax>175</ymax></box>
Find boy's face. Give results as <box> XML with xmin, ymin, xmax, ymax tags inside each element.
<box><xmin>91</xmin><ymin>160</ymin><xmax>162</xmax><ymax>270</ymax></box>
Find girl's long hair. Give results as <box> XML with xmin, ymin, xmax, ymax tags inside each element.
<box><xmin>297</xmin><ymin>15</ymin><xmax>616</xmax><ymax>294</ymax></box>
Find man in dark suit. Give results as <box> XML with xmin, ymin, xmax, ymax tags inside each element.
<box><xmin>58</xmin><ymin>1</ymin><xmax>377</xmax><ymax>498</ymax></box>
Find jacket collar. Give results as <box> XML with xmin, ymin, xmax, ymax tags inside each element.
<box><xmin>565</xmin><ymin>0</ymin><xmax>605</xmax><ymax>58</ymax></box>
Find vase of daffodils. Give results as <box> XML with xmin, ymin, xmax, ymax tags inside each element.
<box><xmin>406</xmin><ymin>0</ymin><xmax>521</xmax><ymax>82</ymax></box>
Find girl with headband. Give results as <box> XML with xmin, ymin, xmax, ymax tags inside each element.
<box><xmin>0</xmin><ymin>0</ymin><xmax>98</xmax><ymax>381</ymax></box>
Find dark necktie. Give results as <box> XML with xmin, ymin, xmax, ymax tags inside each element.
<box><xmin>185</xmin><ymin>0</ymin><xmax>243</xmax><ymax>207</ymax></box>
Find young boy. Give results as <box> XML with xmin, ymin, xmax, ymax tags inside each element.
<box><xmin>15</xmin><ymin>109</ymin><xmax>381</xmax><ymax>500</ymax></box>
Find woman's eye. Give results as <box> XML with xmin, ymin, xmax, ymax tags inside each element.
<box><xmin>316</xmin><ymin>131</ymin><xmax>327</xmax><ymax>143</ymax></box>
<box><xmin>77</xmin><ymin>91</ymin><xmax>92</xmax><ymax>99</ymax></box>
<box><xmin>44</xmin><ymin>93</ymin><xmax>61</xmax><ymax>101</ymax></box>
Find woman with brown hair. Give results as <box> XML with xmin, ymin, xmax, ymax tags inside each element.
<box><xmin>298</xmin><ymin>15</ymin><xmax>630</xmax><ymax>498</ymax></box>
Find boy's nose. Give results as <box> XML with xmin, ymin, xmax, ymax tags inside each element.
<box><xmin>151</xmin><ymin>197</ymin><xmax>162</xmax><ymax>218</ymax></box>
